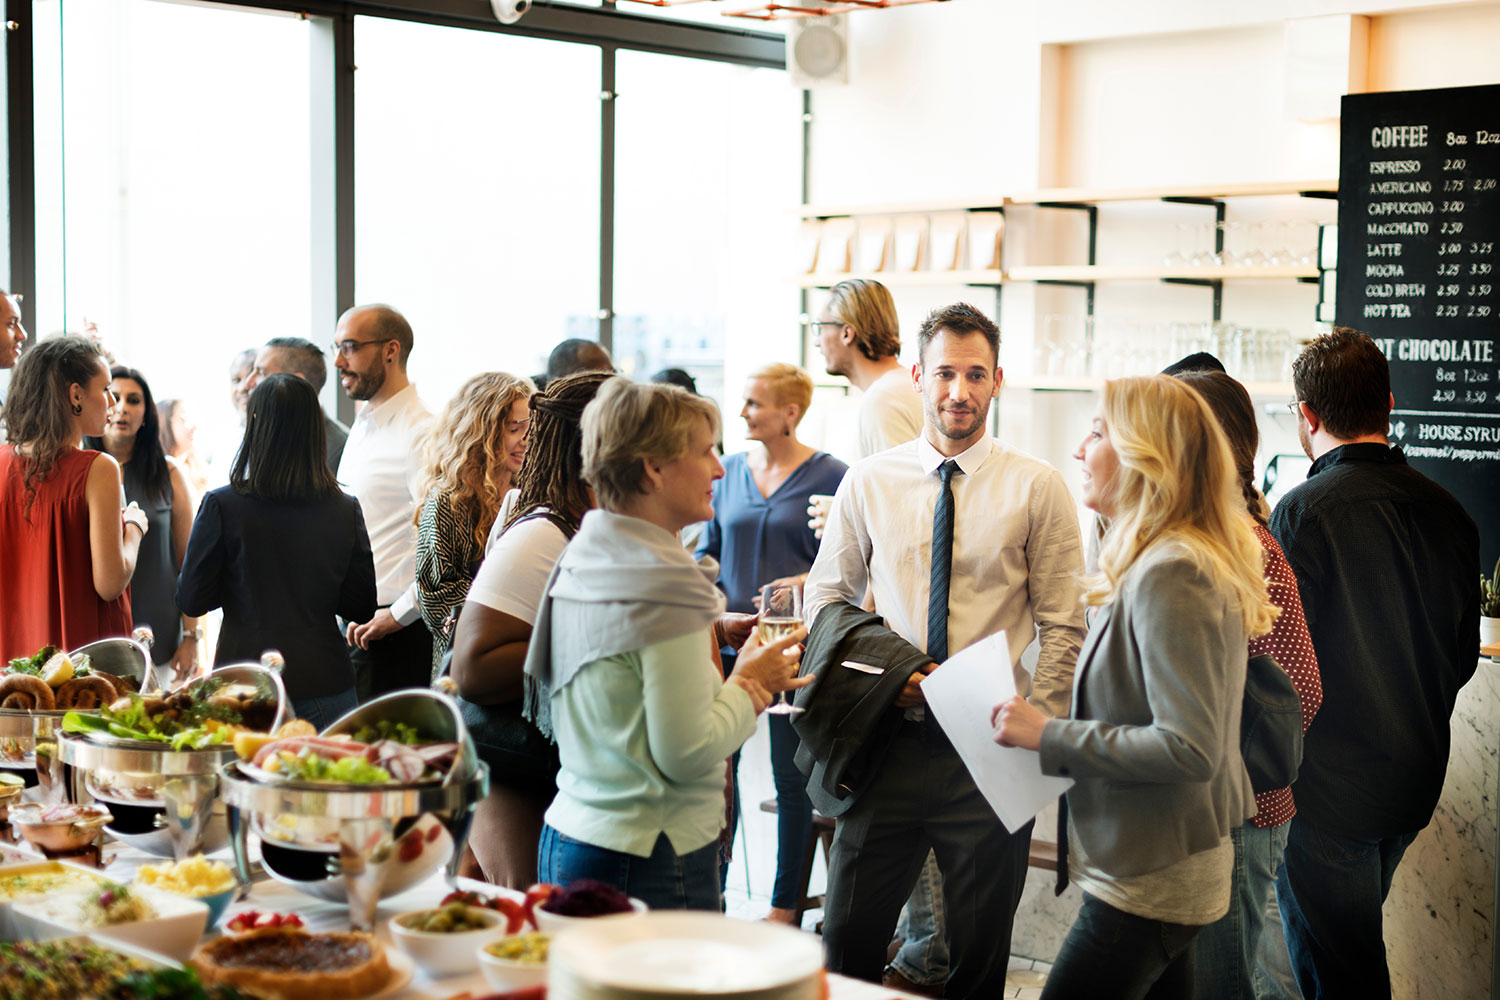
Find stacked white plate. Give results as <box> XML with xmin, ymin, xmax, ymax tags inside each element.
<box><xmin>548</xmin><ymin>912</ymin><xmax>825</xmax><ymax>1000</ymax></box>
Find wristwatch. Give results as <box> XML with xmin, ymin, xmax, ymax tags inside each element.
<box><xmin>122</xmin><ymin>507</ymin><xmax>149</xmax><ymax>535</ymax></box>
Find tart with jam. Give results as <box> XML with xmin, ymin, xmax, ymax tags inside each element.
<box><xmin>191</xmin><ymin>925</ymin><xmax>391</xmax><ymax>1000</ymax></box>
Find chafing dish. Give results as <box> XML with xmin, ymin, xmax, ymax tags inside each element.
<box><xmin>221</xmin><ymin>688</ymin><xmax>487</xmax><ymax>931</ymax></box>
<box><xmin>0</xmin><ymin>632</ymin><xmax>159</xmax><ymax>785</ymax></box>
<box><xmin>59</xmin><ymin>656</ymin><xmax>288</xmax><ymax>859</ymax></box>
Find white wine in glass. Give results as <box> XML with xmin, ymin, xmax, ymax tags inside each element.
<box><xmin>758</xmin><ymin>583</ymin><xmax>804</xmax><ymax>716</ymax></box>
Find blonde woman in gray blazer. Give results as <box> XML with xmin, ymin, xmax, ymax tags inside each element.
<box><xmin>995</xmin><ymin>375</ymin><xmax>1276</xmax><ymax>1000</ymax></box>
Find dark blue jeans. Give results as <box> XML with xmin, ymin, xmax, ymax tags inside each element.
<box><xmin>769</xmin><ymin>712</ymin><xmax>814</xmax><ymax>910</ymax></box>
<box><xmin>1043</xmin><ymin>893</ymin><xmax>1202</xmax><ymax>1000</ymax></box>
<box><xmin>1274</xmin><ymin>816</ymin><xmax>1418</xmax><ymax>1000</ymax></box>
<box><xmin>290</xmin><ymin>688</ymin><xmax>358</xmax><ymax>732</ymax></box>
<box><xmin>538</xmin><ymin>825</ymin><xmax>722</xmax><ymax>911</ymax></box>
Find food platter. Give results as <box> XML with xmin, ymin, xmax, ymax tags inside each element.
<box><xmin>59</xmin><ymin>659</ymin><xmax>289</xmax><ymax>859</ymax></box>
<box><xmin>220</xmin><ymin>689</ymin><xmax>488</xmax><ymax>932</ymax></box>
<box><xmin>0</xmin><ymin>635</ymin><xmax>158</xmax><ymax>781</ymax></box>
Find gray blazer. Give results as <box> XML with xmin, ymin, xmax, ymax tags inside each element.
<box><xmin>1038</xmin><ymin>543</ymin><xmax>1256</xmax><ymax>878</ymax></box>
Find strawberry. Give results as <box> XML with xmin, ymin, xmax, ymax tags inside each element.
<box><xmin>522</xmin><ymin>883</ymin><xmax>559</xmax><ymax>929</ymax></box>
<box><xmin>491</xmin><ymin>896</ymin><xmax>527</xmax><ymax>934</ymax></box>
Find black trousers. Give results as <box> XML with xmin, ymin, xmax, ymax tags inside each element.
<box><xmin>821</xmin><ymin>721</ymin><xmax>1033</xmax><ymax>1000</ymax></box>
<box><xmin>349</xmin><ymin>614</ymin><xmax>432</xmax><ymax>703</ymax></box>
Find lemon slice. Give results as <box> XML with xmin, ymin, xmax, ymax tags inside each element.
<box><xmin>40</xmin><ymin>651</ymin><xmax>74</xmax><ymax>688</ymax></box>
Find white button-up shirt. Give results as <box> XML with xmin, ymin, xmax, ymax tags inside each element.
<box><xmin>805</xmin><ymin>433</ymin><xmax>1086</xmax><ymax>719</ymax></box>
<box><xmin>337</xmin><ymin>383</ymin><xmax>434</xmax><ymax>625</ymax></box>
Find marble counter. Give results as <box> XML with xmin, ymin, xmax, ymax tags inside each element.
<box><xmin>1009</xmin><ymin>657</ymin><xmax>1499</xmax><ymax>1000</ymax></box>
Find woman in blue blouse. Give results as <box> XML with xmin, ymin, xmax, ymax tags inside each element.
<box><xmin>696</xmin><ymin>362</ymin><xmax>847</xmax><ymax>924</ymax></box>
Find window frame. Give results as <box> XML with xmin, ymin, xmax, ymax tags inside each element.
<box><xmin>5</xmin><ymin>0</ymin><xmax>785</xmax><ymax>419</ymax></box>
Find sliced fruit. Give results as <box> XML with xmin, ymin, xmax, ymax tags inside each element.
<box><xmin>232</xmin><ymin>731</ymin><xmax>278</xmax><ymax>761</ymax></box>
<box><xmin>40</xmin><ymin>651</ymin><xmax>74</xmax><ymax>689</ymax></box>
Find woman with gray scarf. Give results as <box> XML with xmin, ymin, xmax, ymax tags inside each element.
<box><xmin>524</xmin><ymin>378</ymin><xmax>810</xmax><ymax>910</ymax></box>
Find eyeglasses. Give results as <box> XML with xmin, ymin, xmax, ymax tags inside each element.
<box><xmin>810</xmin><ymin>320</ymin><xmax>843</xmax><ymax>329</ymax></box>
<box><xmin>1286</xmin><ymin>400</ymin><xmax>1302</xmax><ymax>417</ymax></box>
<box><xmin>330</xmin><ymin>337</ymin><xmax>394</xmax><ymax>358</ymax></box>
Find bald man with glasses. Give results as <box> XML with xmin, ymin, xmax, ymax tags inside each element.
<box><xmin>332</xmin><ymin>304</ymin><xmax>435</xmax><ymax>702</ymax></box>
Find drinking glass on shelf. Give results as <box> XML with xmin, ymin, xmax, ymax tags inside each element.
<box><xmin>1240</xmin><ymin>222</ymin><xmax>1269</xmax><ymax>267</ymax></box>
<box><xmin>1265</xmin><ymin>222</ymin><xmax>1294</xmax><ymax>267</ymax></box>
<box><xmin>759</xmin><ymin>582</ymin><xmax>804</xmax><ymax>716</ymax></box>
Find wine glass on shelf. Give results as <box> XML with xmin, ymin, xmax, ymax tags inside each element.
<box><xmin>759</xmin><ymin>582</ymin><xmax>804</xmax><ymax>716</ymax></box>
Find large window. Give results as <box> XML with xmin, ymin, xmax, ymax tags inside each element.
<box><xmin>355</xmin><ymin>17</ymin><xmax>601</xmax><ymax>403</ymax></box>
<box><xmin>613</xmin><ymin>50</ymin><xmax>799</xmax><ymax>449</ymax></box>
<box><xmin>32</xmin><ymin>1</ymin><xmax>311</xmax><ymax>465</ymax></box>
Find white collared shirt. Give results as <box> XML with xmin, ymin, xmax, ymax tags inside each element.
<box><xmin>337</xmin><ymin>383</ymin><xmax>434</xmax><ymax>625</ymax></box>
<box><xmin>805</xmin><ymin>432</ymin><xmax>1087</xmax><ymax>718</ymax></box>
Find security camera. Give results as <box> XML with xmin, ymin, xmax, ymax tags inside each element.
<box><xmin>491</xmin><ymin>0</ymin><xmax>531</xmax><ymax>24</ymax></box>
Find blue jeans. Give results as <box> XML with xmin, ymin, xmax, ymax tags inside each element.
<box><xmin>537</xmin><ymin>825</ymin><xmax>722</xmax><ymax>911</ymax></box>
<box><xmin>290</xmin><ymin>688</ymin><xmax>358</xmax><ymax>732</ymax></box>
<box><xmin>769</xmin><ymin>713</ymin><xmax>814</xmax><ymax>910</ymax></box>
<box><xmin>1274</xmin><ymin>817</ymin><xmax>1418</xmax><ymax>1000</ymax></box>
<box><xmin>1043</xmin><ymin>893</ymin><xmax>1202</xmax><ymax>1000</ymax></box>
<box><xmin>890</xmin><ymin>851</ymin><xmax>949</xmax><ymax>985</ymax></box>
<box><xmin>1191</xmin><ymin>820</ymin><xmax>1291</xmax><ymax>1000</ymax></box>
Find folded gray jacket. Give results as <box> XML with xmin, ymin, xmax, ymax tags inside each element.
<box><xmin>791</xmin><ymin>600</ymin><xmax>932</xmax><ymax>817</ymax></box>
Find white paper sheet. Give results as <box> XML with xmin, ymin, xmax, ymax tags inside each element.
<box><xmin>920</xmin><ymin>630</ymin><xmax>1073</xmax><ymax>833</ymax></box>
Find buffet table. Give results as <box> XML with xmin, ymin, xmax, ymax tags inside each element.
<box><xmin>63</xmin><ymin>843</ymin><xmax>916</xmax><ymax>1000</ymax></box>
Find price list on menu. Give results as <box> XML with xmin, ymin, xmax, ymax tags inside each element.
<box><xmin>1337</xmin><ymin>83</ymin><xmax>1500</xmax><ymax>568</ymax></box>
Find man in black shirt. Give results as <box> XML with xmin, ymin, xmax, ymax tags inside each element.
<box><xmin>1270</xmin><ymin>327</ymin><xmax>1479</xmax><ymax>1000</ymax></box>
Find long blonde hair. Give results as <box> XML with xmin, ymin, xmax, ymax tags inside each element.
<box><xmin>416</xmin><ymin>372</ymin><xmax>533</xmax><ymax>547</ymax></box>
<box><xmin>1087</xmin><ymin>375</ymin><xmax>1276</xmax><ymax>639</ymax></box>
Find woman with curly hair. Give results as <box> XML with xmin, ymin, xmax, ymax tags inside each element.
<box><xmin>1</xmin><ymin>336</ymin><xmax>145</xmax><ymax>660</ymax></box>
<box><xmin>415</xmin><ymin>372</ymin><xmax>533</xmax><ymax>677</ymax></box>
<box><xmin>451</xmin><ymin>369</ymin><xmax>611</xmax><ymax>886</ymax></box>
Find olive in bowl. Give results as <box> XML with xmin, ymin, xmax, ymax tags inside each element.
<box><xmin>479</xmin><ymin>931</ymin><xmax>551</xmax><ymax>992</ymax></box>
<box><xmin>390</xmin><ymin>902</ymin><xmax>508</xmax><ymax>977</ymax></box>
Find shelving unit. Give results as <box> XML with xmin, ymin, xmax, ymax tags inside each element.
<box><xmin>796</xmin><ymin>179</ymin><xmax>1337</xmax><ymax>219</ymax></box>
<box><xmin>1007</xmin><ymin>374</ymin><xmax>1294</xmax><ymax>396</ymax></box>
<box><xmin>796</xmin><ymin>179</ymin><xmax>1335</xmax><ymax>393</ymax></box>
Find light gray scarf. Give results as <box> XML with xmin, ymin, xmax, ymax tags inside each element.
<box><xmin>522</xmin><ymin>509</ymin><xmax>724</xmax><ymax>738</ymax></box>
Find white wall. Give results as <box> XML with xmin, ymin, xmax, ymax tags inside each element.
<box><xmin>784</xmin><ymin>0</ymin><xmax>1500</xmax><ymax>974</ymax></box>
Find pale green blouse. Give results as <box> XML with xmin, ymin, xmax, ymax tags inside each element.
<box><xmin>544</xmin><ymin>628</ymin><xmax>757</xmax><ymax>858</ymax></box>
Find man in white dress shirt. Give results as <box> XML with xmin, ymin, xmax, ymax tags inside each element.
<box><xmin>804</xmin><ymin>302</ymin><xmax>1086</xmax><ymax>1000</ymax></box>
<box><xmin>813</xmin><ymin>278</ymin><xmax>922</xmax><ymax>459</ymax></box>
<box><xmin>334</xmin><ymin>304</ymin><xmax>435</xmax><ymax>700</ymax></box>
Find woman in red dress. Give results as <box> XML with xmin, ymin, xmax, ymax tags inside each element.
<box><xmin>0</xmin><ymin>336</ymin><xmax>147</xmax><ymax>662</ymax></box>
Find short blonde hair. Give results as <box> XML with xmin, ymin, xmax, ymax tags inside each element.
<box><xmin>1089</xmin><ymin>375</ymin><xmax>1277</xmax><ymax>639</ymax></box>
<box><xmin>828</xmin><ymin>279</ymin><xmax>901</xmax><ymax>361</ymax></box>
<box><xmin>748</xmin><ymin>362</ymin><xmax>814</xmax><ymax>424</ymax></box>
<box><xmin>582</xmin><ymin>378</ymin><xmax>721</xmax><ymax>511</ymax></box>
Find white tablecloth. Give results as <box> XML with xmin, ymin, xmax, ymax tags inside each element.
<box><xmin>97</xmin><ymin>845</ymin><xmax>913</xmax><ymax>1000</ymax></box>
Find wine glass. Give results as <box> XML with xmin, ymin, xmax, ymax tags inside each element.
<box><xmin>758</xmin><ymin>582</ymin><xmax>804</xmax><ymax>716</ymax></box>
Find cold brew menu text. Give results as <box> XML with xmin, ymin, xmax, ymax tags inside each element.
<box><xmin>1338</xmin><ymin>84</ymin><xmax>1500</xmax><ymax>569</ymax></box>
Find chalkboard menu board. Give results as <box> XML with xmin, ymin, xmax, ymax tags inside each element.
<box><xmin>1337</xmin><ymin>84</ymin><xmax>1500</xmax><ymax>571</ymax></box>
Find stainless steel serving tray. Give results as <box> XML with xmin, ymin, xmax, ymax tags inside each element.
<box><xmin>218</xmin><ymin>760</ymin><xmax>487</xmax><ymax>818</ymax></box>
<box><xmin>321</xmin><ymin>687</ymin><xmax>478</xmax><ymax>785</ymax></box>
<box><xmin>0</xmin><ymin>637</ymin><xmax>159</xmax><ymax>756</ymax></box>
<box><xmin>58</xmin><ymin>661</ymin><xmax>290</xmax><ymax>759</ymax></box>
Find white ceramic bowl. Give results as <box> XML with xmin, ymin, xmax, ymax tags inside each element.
<box><xmin>478</xmin><ymin>932</ymin><xmax>551</xmax><ymax>992</ymax></box>
<box><xmin>11</xmin><ymin>886</ymin><xmax>209</xmax><ymax>961</ymax></box>
<box><xmin>389</xmin><ymin>904</ymin><xmax>508</xmax><ymax>978</ymax></box>
<box><xmin>532</xmin><ymin>895</ymin><xmax>647</xmax><ymax>934</ymax></box>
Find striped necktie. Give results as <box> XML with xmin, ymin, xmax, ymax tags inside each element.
<box><xmin>926</xmin><ymin>460</ymin><xmax>962</xmax><ymax>664</ymax></box>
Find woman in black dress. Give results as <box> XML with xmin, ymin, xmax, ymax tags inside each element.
<box><xmin>85</xmin><ymin>366</ymin><xmax>199</xmax><ymax>680</ymax></box>
<box><xmin>176</xmin><ymin>374</ymin><xmax>376</xmax><ymax>729</ymax></box>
